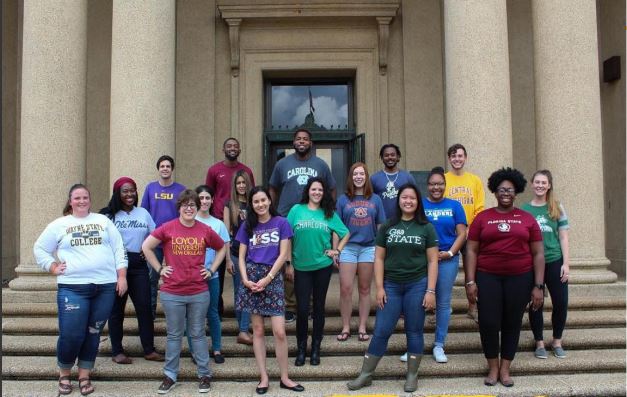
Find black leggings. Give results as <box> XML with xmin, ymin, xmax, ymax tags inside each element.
<box><xmin>108</xmin><ymin>252</ymin><xmax>156</xmax><ymax>356</ymax></box>
<box><xmin>294</xmin><ymin>265</ymin><xmax>333</xmax><ymax>344</ymax></box>
<box><xmin>477</xmin><ymin>270</ymin><xmax>533</xmax><ymax>360</ymax></box>
<box><xmin>529</xmin><ymin>257</ymin><xmax>568</xmax><ymax>340</ymax></box>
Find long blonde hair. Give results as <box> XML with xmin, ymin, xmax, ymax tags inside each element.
<box><xmin>533</xmin><ymin>169</ymin><xmax>561</xmax><ymax>220</ymax></box>
<box><xmin>227</xmin><ymin>170</ymin><xmax>252</xmax><ymax>230</ymax></box>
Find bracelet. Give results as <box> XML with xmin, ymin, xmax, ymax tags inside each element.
<box><xmin>426</xmin><ymin>289</ymin><xmax>436</xmax><ymax>294</ymax></box>
<box><xmin>207</xmin><ymin>269</ymin><xmax>214</xmax><ymax>278</ymax></box>
<box><xmin>268</xmin><ymin>272</ymin><xmax>275</xmax><ymax>280</ymax></box>
<box><xmin>465</xmin><ymin>280</ymin><xmax>476</xmax><ymax>287</ymax></box>
<box><xmin>447</xmin><ymin>250</ymin><xmax>454</xmax><ymax>258</ymax></box>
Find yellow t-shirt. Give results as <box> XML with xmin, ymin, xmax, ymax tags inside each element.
<box><xmin>444</xmin><ymin>171</ymin><xmax>485</xmax><ymax>225</ymax></box>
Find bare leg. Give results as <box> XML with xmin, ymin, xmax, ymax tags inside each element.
<box><xmin>356</xmin><ymin>262</ymin><xmax>373</xmax><ymax>335</ymax></box>
<box><xmin>552</xmin><ymin>337</ymin><xmax>562</xmax><ymax>348</ymax></box>
<box><xmin>271</xmin><ymin>315</ymin><xmax>299</xmax><ymax>387</ymax></box>
<box><xmin>251</xmin><ymin>314</ymin><xmax>269</xmax><ymax>387</ymax></box>
<box><xmin>77</xmin><ymin>368</ymin><xmax>94</xmax><ymax>394</ymax></box>
<box><xmin>338</xmin><ymin>262</ymin><xmax>357</xmax><ymax>337</ymax></box>
<box><xmin>59</xmin><ymin>367</ymin><xmax>71</xmax><ymax>387</ymax></box>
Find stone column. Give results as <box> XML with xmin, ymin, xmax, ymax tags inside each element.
<box><xmin>109</xmin><ymin>0</ymin><xmax>176</xmax><ymax>191</ymax></box>
<box><xmin>532</xmin><ymin>1</ymin><xmax>614</xmax><ymax>280</ymax></box>
<box><xmin>10</xmin><ymin>1</ymin><xmax>88</xmax><ymax>291</ymax></box>
<box><xmin>443</xmin><ymin>0</ymin><xmax>513</xmax><ymax>196</ymax></box>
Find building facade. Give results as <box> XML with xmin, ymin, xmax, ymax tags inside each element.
<box><xmin>2</xmin><ymin>0</ymin><xmax>625</xmax><ymax>287</ymax></box>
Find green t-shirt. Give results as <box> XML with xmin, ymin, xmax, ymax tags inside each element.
<box><xmin>521</xmin><ymin>202</ymin><xmax>568</xmax><ymax>263</ymax></box>
<box><xmin>287</xmin><ymin>204</ymin><xmax>349</xmax><ymax>271</ymax></box>
<box><xmin>375</xmin><ymin>220</ymin><xmax>438</xmax><ymax>283</ymax></box>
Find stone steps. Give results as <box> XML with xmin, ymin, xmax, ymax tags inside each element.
<box><xmin>3</xmin><ymin>271</ymin><xmax>625</xmax><ymax>396</ymax></box>
<box><xmin>3</xmin><ymin>373</ymin><xmax>626</xmax><ymax>397</ymax></box>
<box><xmin>3</xmin><ymin>349</ymin><xmax>625</xmax><ymax>381</ymax></box>
<box><xmin>3</xmin><ymin>309</ymin><xmax>625</xmax><ymax>336</ymax></box>
<box><xmin>4</xmin><ymin>279</ymin><xmax>625</xmax><ymax>303</ymax></box>
<box><xmin>3</xmin><ymin>327</ymin><xmax>624</xmax><ymax>356</ymax></box>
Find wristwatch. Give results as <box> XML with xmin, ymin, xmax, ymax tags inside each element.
<box><xmin>534</xmin><ymin>283</ymin><xmax>545</xmax><ymax>290</ymax></box>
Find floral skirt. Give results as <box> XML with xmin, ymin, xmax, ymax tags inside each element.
<box><xmin>235</xmin><ymin>262</ymin><xmax>285</xmax><ymax>317</ymax></box>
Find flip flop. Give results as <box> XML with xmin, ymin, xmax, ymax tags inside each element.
<box><xmin>358</xmin><ymin>332</ymin><xmax>370</xmax><ymax>342</ymax></box>
<box><xmin>336</xmin><ymin>332</ymin><xmax>351</xmax><ymax>341</ymax></box>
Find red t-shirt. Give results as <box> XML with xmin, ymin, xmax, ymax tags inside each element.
<box><xmin>205</xmin><ymin>161</ymin><xmax>255</xmax><ymax>220</ymax></box>
<box><xmin>151</xmin><ymin>219</ymin><xmax>224</xmax><ymax>295</ymax></box>
<box><xmin>468</xmin><ymin>207</ymin><xmax>542</xmax><ymax>275</ymax></box>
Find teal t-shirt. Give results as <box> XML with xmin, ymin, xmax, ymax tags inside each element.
<box><xmin>375</xmin><ymin>220</ymin><xmax>438</xmax><ymax>283</ymax></box>
<box><xmin>521</xmin><ymin>202</ymin><xmax>568</xmax><ymax>263</ymax></box>
<box><xmin>287</xmin><ymin>204</ymin><xmax>349</xmax><ymax>271</ymax></box>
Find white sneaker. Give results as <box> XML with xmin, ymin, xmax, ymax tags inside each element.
<box><xmin>399</xmin><ymin>352</ymin><xmax>408</xmax><ymax>362</ymax></box>
<box><xmin>433</xmin><ymin>346</ymin><xmax>448</xmax><ymax>363</ymax></box>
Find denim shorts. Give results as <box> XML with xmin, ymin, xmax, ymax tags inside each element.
<box><xmin>339</xmin><ymin>243</ymin><xmax>375</xmax><ymax>263</ymax></box>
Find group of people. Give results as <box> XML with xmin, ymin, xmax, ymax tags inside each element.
<box><xmin>34</xmin><ymin>129</ymin><xmax>570</xmax><ymax>395</ymax></box>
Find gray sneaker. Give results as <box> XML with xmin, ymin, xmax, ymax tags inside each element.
<box><xmin>432</xmin><ymin>346</ymin><xmax>448</xmax><ymax>363</ymax></box>
<box><xmin>534</xmin><ymin>347</ymin><xmax>548</xmax><ymax>359</ymax></box>
<box><xmin>198</xmin><ymin>376</ymin><xmax>211</xmax><ymax>393</ymax></box>
<box><xmin>552</xmin><ymin>345</ymin><xmax>567</xmax><ymax>358</ymax></box>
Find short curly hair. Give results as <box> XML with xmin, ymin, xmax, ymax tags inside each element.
<box><xmin>487</xmin><ymin>167</ymin><xmax>527</xmax><ymax>194</ymax></box>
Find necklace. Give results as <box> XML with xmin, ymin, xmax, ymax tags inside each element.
<box><xmin>384</xmin><ymin>171</ymin><xmax>399</xmax><ymax>189</ymax></box>
<box><xmin>400</xmin><ymin>219</ymin><xmax>413</xmax><ymax>231</ymax></box>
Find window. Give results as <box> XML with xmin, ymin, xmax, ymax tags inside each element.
<box><xmin>264</xmin><ymin>78</ymin><xmax>355</xmax><ymax>132</ymax></box>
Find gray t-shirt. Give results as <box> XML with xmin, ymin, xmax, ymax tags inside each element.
<box><xmin>269</xmin><ymin>154</ymin><xmax>336</xmax><ymax>216</ymax></box>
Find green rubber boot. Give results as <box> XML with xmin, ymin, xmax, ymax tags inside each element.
<box><xmin>346</xmin><ymin>353</ymin><xmax>381</xmax><ymax>390</ymax></box>
<box><xmin>404</xmin><ymin>353</ymin><xmax>423</xmax><ymax>392</ymax></box>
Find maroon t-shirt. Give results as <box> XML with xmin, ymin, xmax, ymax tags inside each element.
<box><xmin>205</xmin><ymin>161</ymin><xmax>255</xmax><ymax>220</ymax></box>
<box><xmin>151</xmin><ymin>219</ymin><xmax>224</xmax><ymax>295</ymax></box>
<box><xmin>468</xmin><ymin>207</ymin><xmax>542</xmax><ymax>275</ymax></box>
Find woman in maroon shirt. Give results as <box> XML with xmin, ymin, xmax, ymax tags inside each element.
<box><xmin>464</xmin><ymin>168</ymin><xmax>544</xmax><ymax>388</ymax></box>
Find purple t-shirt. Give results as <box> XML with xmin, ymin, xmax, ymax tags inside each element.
<box><xmin>140</xmin><ymin>181</ymin><xmax>186</xmax><ymax>227</ymax></box>
<box><xmin>235</xmin><ymin>216</ymin><xmax>293</xmax><ymax>266</ymax></box>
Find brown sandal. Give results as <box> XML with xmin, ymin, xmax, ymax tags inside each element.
<box><xmin>358</xmin><ymin>332</ymin><xmax>370</xmax><ymax>342</ymax></box>
<box><xmin>78</xmin><ymin>378</ymin><xmax>94</xmax><ymax>396</ymax></box>
<box><xmin>58</xmin><ymin>375</ymin><xmax>72</xmax><ymax>395</ymax></box>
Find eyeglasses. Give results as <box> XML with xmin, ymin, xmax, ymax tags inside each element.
<box><xmin>497</xmin><ymin>188</ymin><xmax>516</xmax><ymax>194</ymax></box>
<box><xmin>428</xmin><ymin>183</ymin><xmax>445</xmax><ymax>187</ymax></box>
<box><xmin>181</xmin><ymin>203</ymin><xmax>197</xmax><ymax>209</ymax></box>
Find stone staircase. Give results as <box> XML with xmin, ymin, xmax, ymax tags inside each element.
<box><xmin>2</xmin><ymin>271</ymin><xmax>626</xmax><ymax>396</ymax></box>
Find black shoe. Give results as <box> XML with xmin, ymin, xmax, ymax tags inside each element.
<box><xmin>310</xmin><ymin>339</ymin><xmax>321</xmax><ymax>366</ymax></box>
<box><xmin>294</xmin><ymin>341</ymin><xmax>306</xmax><ymax>366</ymax></box>
<box><xmin>157</xmin><ymin>376</ymin><xmax>176</xmax><ymax>394</ymax></box>
<box><xmin>280</xmin><ymin>381</ymin><xmax>304</xmax><ymax>392</ymax></box>
<box><xmin>284</xmin><ymin>311</ymin><xmax>296</xmax><ymax>323</ymax></box>
<box><xmin>213</xmin><ymin>352</ymin><xmax>225</xmax><ymax>364</ymax></box>
<box><xmin>256</xmin><ymin>383</ymin><xmax>269</xmax><ymax>395</ymax></box>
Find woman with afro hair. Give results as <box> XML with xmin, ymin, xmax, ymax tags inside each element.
<box><xmin>464</xmin><ymin>167</ymin><xmax>545</xmax><ymax>387</ymax></box>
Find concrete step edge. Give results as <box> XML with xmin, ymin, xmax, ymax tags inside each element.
<box><xmin>3</xmin><ymin>372</ymin><xmax>626</xmax><ymax>397</ymax></box>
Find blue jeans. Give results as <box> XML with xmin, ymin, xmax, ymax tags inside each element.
<box><xmin>56</xmin><ymin>283</ymin><xmax>116</xmax><ymax>370</ymax></box>
<box><xmin>161</xmin><ymin>291</ymin><xmax>211</xmax><ymax>381</ymax></box>
<box><xmin>231</xmin><ymin>253</ymin><xmax>251</xmax><ymax>333</ymax></box>
<box><xmin>367</xmin><ymin>278</ymin><xmax>427</xmax><ymax>357</ymax></box>
<box><xmin>187</xmin><ymin>277</ymin><xmax>221</xmax><ymax>352</ymax></box>
<box><xmin>434</xmin><ymin>255</ymin><xmax>459</xmax><ymax>347</ymax></box>
<box><xmin>148</xmin><ymin>247</ymin><xmax>164</xmax><ymax>319</ymax></box>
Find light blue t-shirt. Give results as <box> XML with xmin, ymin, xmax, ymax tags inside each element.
<box><xmin>196</xmin><ymin>214</ymin><xmax>230</xmax><ymax>279</ymax></box>
<box><xmin>336</xmin><ymin>194</ymin><xmax>386</xmax><ymax>246</ymax></box>
<box><xmin>113</xmin><ymin>207</ymin><xmax>155</xmax><ymax>253</ymax></box>
<box><xmin>370</xmin><ymin>170</ymin><xmax>417</xmax><ymax>219</ymax></box>
<box><xmin>422</xmin><ymin>197</ymin><xmax>467</xmax><ymax>252</ymax></box>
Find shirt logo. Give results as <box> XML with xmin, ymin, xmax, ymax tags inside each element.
<box><xmin>497</xmin><ymin>222</ymin><xmax>511</xmax><ymax>232</ymax></box>
<box><xmin>353</xmin><ymin>207</ymin><xmax>368</xmax><ymax>218</ymax></box>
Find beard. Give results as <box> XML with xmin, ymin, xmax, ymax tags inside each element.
<box><xmin>294</xmin><ymin>145</ymin><xmax>311</xmax><ymax>156</ymax></box>
<box><xmin>225</xmin><ymin>152</ymin><xmax>239</xmax><ymax>161</ymax></box>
